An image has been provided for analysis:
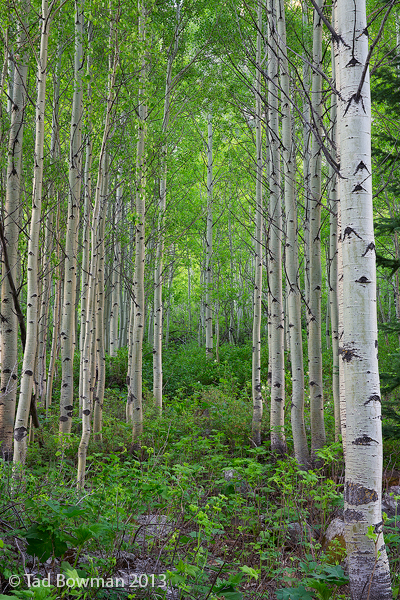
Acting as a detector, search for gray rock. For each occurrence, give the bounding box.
[321,518,346,562]
[223,469,252,496]
[135,515,174,542]
[285,522,314,547]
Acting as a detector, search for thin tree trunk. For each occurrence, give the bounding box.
[60,0,84,434]
[268,0,286,455]
[329,39,340,441]
[128,0,148,441]
[251,0,263,448]
[13,0,50,465]
[205,113,213,360]
[109,172,122,357]
[93,155,108,441]
[77,17,119,487]
[308,0,326,457]
[0,10,28,460]
[153,10,179,410]
[278,0,309,467]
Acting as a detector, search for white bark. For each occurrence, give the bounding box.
[268,0,286,454]
[205,113,213,360]
[128,0,148,441]
[251,0,263,447]
[13,0,49,465]
[77,23,119,486]
[0,11,28,460]
[60,0,84,434]
[278,0,309,467]
[153,10,179,410]
[109,172,122,357]
[308,0,326,456]
[337,0,392,593]
[329,36,340,441]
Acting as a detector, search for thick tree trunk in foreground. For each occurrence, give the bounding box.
[337,0,392,593]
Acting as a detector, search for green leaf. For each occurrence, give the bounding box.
[276,586,314,600]
[240,565,259,580]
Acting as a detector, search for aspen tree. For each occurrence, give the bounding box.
[37,211,52,406]
[109,172,122,357]
[205,113,213,360]
[78,26,94,414]
[328,32,340,441]
[251,0,263,447]
[153,6,180,410]
[278,0,309,466]
[93,154,108,440]
[13,0,50,465]
[45,46,62,414]
[79,133,93,410]
[308,0,326,456]
[128,0,148,439]
[336,0,392,592]
[268,0,286,454]
[303,4,311,309]
[0,10,28,460]
[46,205,62,414]
[77,16,119,487]
[59,0,84,434]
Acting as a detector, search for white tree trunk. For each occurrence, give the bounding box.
[251,0,263,447]
[77,22,119,486]
[336,0,392,593]
[308,0,326,457]
[268,0,286,454]
[0,12,28,460]
[59,0,84,434]
[109,172,122,357]
[278,0,309,467]
[13,0,49,465]
[329,33,341,442]
[205,114,213,359]
[129,0,148,441]
[153,11,179,410]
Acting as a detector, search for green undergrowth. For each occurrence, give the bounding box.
[1,341,400,599]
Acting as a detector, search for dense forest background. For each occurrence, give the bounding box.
[1,0,400,598]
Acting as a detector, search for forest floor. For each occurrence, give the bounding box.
[1,341,400,600]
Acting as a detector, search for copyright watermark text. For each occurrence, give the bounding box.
[9,573,167,589]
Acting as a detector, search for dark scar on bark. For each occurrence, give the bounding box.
[343,227,362,240]
[352,435,378,446]
[346,56,361,67]
[14,426,27,442]
[356,276,371,284]
[362,242,375,256]
[354,161,369,174]
[364,394,381,405]
[344,509,364,522]
[344,482,378,505]
[339,347,359,362]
